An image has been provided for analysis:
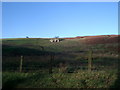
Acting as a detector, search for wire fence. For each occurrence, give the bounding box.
[2,51,118,73]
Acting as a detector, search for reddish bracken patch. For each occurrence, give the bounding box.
[64,38,75,39]
[64,35,120,45]
[82,35,119,45]
[85,35,119,44]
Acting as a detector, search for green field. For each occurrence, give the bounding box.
[2,37,119,88]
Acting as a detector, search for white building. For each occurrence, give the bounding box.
[50,39,60,42]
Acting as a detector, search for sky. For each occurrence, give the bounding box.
[2,2,118,38]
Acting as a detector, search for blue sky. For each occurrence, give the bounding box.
[2,2,118,38]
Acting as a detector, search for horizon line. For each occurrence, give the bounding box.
[1,34,119,39]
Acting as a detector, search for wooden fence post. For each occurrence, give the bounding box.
[88,50,92,71]
[49,54,54,74]
[20,55,23,72]
[41,46,44,51]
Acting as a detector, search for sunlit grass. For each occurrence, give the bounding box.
[3,70,117,88]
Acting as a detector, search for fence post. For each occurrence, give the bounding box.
[49,54,54,74]
[41,46,44,51]
[88,50,92,71]
[20,55,23,72]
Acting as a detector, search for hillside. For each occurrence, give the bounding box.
[2,35,119,88]
[2,35,119,56]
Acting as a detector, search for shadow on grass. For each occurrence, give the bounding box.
[2,76,25,89]
[2,45,54,56]
[2,72,47,89]
[110,58,120,89]
[111,73,120,88]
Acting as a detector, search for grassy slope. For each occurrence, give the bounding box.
[2,35,119,88]
[2,36,118,54]
[2,38,85,52]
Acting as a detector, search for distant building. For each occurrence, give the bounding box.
[50,39,60,42]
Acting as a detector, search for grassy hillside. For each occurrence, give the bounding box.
[2,35,119,54]
[2,35,119,88]
[2,38,86,53]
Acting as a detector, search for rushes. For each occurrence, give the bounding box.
[59,63,68,73]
